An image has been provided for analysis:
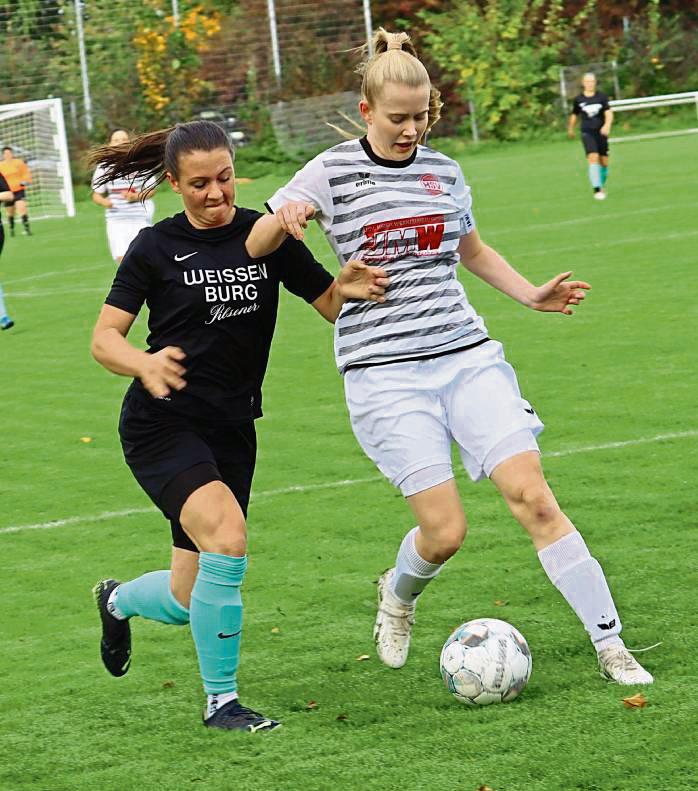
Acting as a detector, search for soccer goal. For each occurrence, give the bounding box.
[608,91,698,143]
[0,98,75,219]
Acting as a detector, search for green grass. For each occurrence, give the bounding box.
[1,135,697,791]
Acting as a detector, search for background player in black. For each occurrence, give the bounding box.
[0,173,15,330]
[89,121,389,732]
[568,73,614,200]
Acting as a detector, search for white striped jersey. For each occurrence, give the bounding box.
[267,137,489,373]
[91,165,156,223]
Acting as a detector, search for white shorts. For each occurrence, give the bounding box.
[343,340,544,496]
[106,212,152,261]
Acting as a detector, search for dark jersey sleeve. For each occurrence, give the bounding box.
[0,173,9,193]
[572,96,582,116]
[104,229,153,315]
[272,237,335,303]
[599,93,610,112]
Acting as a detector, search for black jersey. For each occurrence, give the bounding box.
[105,207,334,423]
[572,92,610,132]
[0,173,8,213]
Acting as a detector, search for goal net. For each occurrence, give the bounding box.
[0,98,75,220]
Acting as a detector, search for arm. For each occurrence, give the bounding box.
[458,230,590,315]
[601,108,613,137]
[91,304,187,398]
[245,205,316,258]
[92,191,113,209]
[311,261,390,323]
[567,113,577,138]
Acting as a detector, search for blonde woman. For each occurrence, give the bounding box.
[267,29,652,686]
[91,128,157,263]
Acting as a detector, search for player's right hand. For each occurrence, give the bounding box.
[275,201,316,241]
[138,346,187,398]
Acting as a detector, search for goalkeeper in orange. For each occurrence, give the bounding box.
[0,146,33,236]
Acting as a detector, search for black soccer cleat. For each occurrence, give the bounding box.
[1,317,14,331]
[203,699,281,733]
[93,579,131,677]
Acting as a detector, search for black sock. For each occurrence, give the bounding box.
[21,215,30,231]
[8,216,14,230]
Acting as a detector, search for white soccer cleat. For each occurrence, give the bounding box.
[598,644,654,685]
[594,190,607,200]
[374,568,416,668]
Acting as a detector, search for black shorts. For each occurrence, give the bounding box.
[3,189,25,206]
[118,393,257,552]
[581,131,609,157]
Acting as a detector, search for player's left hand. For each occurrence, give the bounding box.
[531,271,590,315]
[275,201,316,241]
[338,260,390,303]
[600,126,610,137]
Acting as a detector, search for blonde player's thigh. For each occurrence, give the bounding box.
[442,341,543,481]
[344,361,452,489]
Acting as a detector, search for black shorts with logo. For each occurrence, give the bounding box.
[581,131,609,157]
[118,392,256,552]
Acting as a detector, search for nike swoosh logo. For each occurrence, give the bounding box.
[174,252,198,262]
[217,630,241,639]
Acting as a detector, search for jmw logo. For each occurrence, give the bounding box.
[363,214,444,259]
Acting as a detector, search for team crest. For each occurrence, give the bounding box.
[420,173,442,195]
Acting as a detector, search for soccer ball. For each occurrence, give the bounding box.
[439,618,532,705]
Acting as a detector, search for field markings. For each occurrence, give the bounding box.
[2,429,696,536]
[4,263,107,286]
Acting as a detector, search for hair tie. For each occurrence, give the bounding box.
[387,35,405,51]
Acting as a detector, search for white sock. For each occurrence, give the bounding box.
[107,587,128,621]
[391,526,444,605]
[206,691,239,718]
[538,532,624,652]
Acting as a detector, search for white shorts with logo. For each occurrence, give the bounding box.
[106,207,153,261]
[343,341,544,497]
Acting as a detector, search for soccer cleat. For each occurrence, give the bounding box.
[373,568,416,669]
[598,644,654,685]
[1,316,14,330]
[203,699,281,732]
[93,579,131,677]
[593,190,607,200]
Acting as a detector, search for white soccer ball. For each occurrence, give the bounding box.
[439,618,532,705]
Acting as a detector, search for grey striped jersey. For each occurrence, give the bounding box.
[91,165,155,222]
[267,138,488,373]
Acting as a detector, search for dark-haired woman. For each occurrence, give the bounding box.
[90,120,389,732]
[91,128,157,263]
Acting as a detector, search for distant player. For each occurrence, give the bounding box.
[0,146,33,235]
[91,128,156,263]
[0,171,16,329]
[568,73,613,200]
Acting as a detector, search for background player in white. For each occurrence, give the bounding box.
[0,172,16,329]
[568,73,613,200]
[91,128,157,263]
[267,29,653,686]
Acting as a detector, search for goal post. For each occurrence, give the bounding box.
[0,98,75,219]
[609,91,698,143]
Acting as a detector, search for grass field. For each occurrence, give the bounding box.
[1,135,697,791]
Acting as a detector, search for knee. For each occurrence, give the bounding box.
[588,154,600,165]
[182,505,247,556]
[512,484,561,529]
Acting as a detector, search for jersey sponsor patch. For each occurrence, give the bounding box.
[419,173,443,195]
[363,214,445,260]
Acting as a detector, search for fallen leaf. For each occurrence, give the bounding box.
[494,600,508,606]
[305,700,318,710]
[336,713,348,721]
[356,654,370,661]
[271,626,280,634]
[162,680,175,688]
[478,786,496,791]
[623,692,647,708]
[80,437,93,443]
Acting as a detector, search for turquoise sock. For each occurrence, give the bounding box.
[190,552,247,695]
[0,284,7,318]
[114,570,189,625]
[601,165,609,186]
[588,163,602,189]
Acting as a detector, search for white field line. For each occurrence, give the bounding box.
[4,263,107,286]
[514,228,698,260]
[1,430,696,537]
